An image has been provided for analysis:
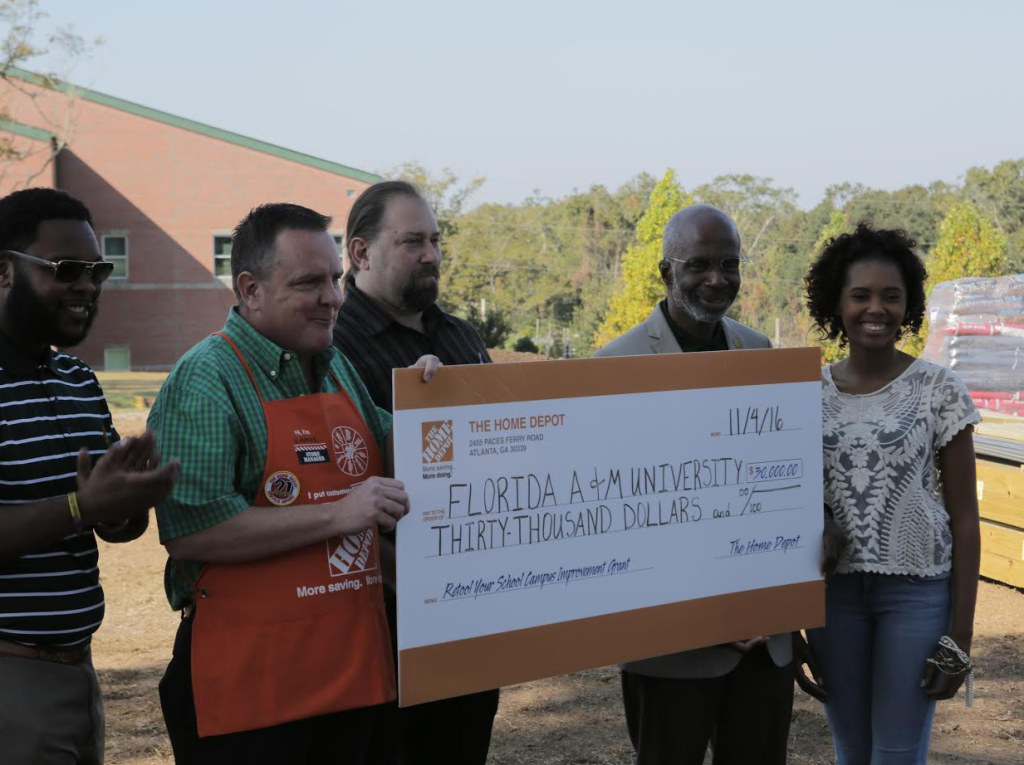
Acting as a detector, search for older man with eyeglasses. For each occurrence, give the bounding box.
[596,204,795,765]
[0,187,178,764]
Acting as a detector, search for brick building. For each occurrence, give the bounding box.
[0,67,378,370]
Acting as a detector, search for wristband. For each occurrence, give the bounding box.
[67,491,83,531]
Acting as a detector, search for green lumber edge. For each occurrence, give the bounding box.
[2,67,380,184]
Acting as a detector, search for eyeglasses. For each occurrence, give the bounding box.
[4,250,114,285]
[664,256,746,275]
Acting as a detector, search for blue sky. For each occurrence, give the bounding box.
[28,0,1024,208]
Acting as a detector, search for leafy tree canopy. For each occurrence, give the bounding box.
[593,169,691,348]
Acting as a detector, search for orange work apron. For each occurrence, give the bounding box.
[190,333,394,737]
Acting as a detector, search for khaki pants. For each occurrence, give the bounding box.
[0,651,104,764]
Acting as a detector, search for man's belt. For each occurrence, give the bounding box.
[0,636,90,664]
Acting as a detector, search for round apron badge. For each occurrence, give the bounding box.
[331,426,369,477]
[264,470,301,506]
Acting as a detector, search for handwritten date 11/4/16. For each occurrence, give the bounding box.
[728,405,784,436]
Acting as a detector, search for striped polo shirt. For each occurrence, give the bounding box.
[0,331,117,647]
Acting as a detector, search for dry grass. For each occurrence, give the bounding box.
[96,372,168,412]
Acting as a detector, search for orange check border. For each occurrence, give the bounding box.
[400,581,823,706]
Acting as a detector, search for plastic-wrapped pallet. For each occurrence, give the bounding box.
[922,275,1024,415]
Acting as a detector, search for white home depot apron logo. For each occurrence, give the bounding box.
[326,529,374,577]
[331,426,369,476]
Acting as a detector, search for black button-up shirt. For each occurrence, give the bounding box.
[333,283,491,413]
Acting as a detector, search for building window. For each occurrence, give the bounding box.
[212,234,341,277]
[214,235,232,278]
[102,235,128,279]
[104,345,131,372]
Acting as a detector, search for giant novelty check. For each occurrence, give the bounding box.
[393,347,824,706]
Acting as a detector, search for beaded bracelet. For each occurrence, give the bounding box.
[925,635,974,707]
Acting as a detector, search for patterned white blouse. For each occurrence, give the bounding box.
[822,358,980,576]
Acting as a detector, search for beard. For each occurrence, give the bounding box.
[400,266,440,313]
[3,273,97,350]
[669,284,737,325]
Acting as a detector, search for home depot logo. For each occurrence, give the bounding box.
[422,420,454,463]
[326,529,375,577]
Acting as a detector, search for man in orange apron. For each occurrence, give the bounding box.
[149,203,438,763]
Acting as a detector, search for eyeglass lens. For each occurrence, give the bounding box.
[53,260,115,285]
[684,258,742,274]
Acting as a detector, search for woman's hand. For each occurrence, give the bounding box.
[822,509,847,578]
[921,634,972,700]
[793,632,827,702]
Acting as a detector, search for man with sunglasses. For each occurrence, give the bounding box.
[0,187,179,764]
[596,205,794,765]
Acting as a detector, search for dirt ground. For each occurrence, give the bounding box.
[95,413,1024,764]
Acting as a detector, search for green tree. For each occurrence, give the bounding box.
[803,210,851,363]
[692,174,797,259]
[964,159,1024,270]
[927,201,1009,285]
[382,161,485,238]
[441,195,576,342]
[841,185,945,252]
[440,175,653,356]
[903,201,1009,356]
[691,175,804,343]
[512,336,539,354]
[563,174,655,352]
[463,303,511,348]
[811,210,850,259]
[593,169,691,348]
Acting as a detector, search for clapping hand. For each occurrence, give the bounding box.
[76,430,179,528]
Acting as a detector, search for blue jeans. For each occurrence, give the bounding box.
[807,572,951,765]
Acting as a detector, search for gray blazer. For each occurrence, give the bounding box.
[595,307,771,358]
[595,306,791,679]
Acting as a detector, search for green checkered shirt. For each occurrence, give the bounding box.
[149,308,392,610]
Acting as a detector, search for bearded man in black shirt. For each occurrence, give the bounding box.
[333,181,496,765]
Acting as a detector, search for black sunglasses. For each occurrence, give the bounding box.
[4,249,115,285]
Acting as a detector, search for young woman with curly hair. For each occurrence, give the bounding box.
[798,223,980,765]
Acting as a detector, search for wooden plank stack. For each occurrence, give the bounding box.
[974,418,1024,589]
